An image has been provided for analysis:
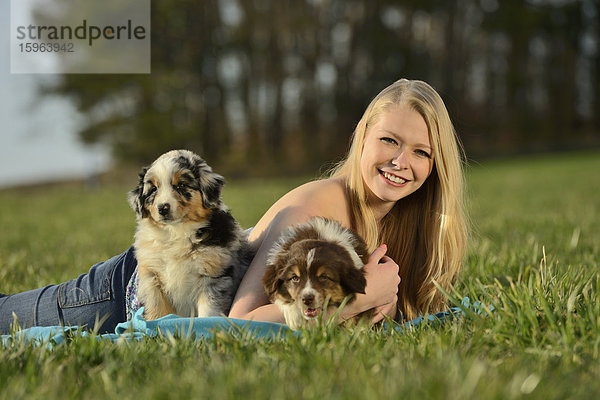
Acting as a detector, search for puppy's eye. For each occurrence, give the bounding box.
[147,185,157,195]
[176,183,187,191]
[318,275,332,282]
[289,275,300,283]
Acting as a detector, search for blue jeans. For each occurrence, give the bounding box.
[0,247,137,334]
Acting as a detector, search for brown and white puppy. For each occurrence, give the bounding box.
[128,149,251,320]
[262,217,369,330]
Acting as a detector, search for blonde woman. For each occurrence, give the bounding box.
[229,78,468,322]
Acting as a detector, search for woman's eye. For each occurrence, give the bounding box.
[380,137,397,145]
[416,149,432,159]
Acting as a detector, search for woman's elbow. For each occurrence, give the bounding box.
[228,297,258,320]
[228,305,249,319]
[229,299,285,323]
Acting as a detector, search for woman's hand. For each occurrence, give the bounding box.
[339,244,400,323]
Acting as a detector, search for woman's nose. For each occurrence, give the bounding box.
[391,150,409,169]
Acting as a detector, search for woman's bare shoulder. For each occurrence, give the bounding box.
[289,177,346,203]
[272,177,348,221]
[249,177,349,242]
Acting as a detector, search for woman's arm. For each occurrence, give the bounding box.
[229,206,315,322]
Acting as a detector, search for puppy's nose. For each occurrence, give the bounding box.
[302,294,315,306]
[158,203,171,216]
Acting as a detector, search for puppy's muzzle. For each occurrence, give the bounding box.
[302,293,315,307]
[158,203,171,217]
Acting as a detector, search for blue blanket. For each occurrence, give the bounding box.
[2,300,477,347]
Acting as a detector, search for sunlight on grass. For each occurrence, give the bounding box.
[1,151,599,399]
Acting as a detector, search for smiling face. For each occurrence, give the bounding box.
[359,105,434,216]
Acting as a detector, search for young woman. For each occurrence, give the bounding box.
[229,78,468,323]
[0,79,467,333]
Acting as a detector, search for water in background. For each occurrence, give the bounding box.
[1,1,110,189]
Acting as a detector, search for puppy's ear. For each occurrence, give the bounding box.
[262,264,281,300]
[351,236,370,265]
[189,155,225,209]
[201,172,225,209]
[262,262,293,302]
[340,266,367,295]
[128,167,149,218]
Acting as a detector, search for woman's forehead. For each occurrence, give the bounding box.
[368,105,431,144]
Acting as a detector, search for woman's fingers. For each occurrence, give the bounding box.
[368,244,388,264]
[369,295,398,323]
[345,244,401,322]
[361,245,400,308]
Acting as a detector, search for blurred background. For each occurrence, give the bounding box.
[1,0,599,187]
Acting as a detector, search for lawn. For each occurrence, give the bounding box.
[0,151,599,399]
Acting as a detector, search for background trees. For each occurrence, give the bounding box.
[45,0,600,175]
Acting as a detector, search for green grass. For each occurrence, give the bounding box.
[1,151,599,399]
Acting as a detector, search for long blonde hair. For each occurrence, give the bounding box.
[329,79,468,320]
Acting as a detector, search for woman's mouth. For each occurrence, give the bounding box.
[379,169,408,186]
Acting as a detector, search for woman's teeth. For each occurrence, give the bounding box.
[382,171,406,184]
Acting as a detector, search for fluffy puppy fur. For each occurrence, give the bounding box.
[128,149,250,320]
[262,217,369,330]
